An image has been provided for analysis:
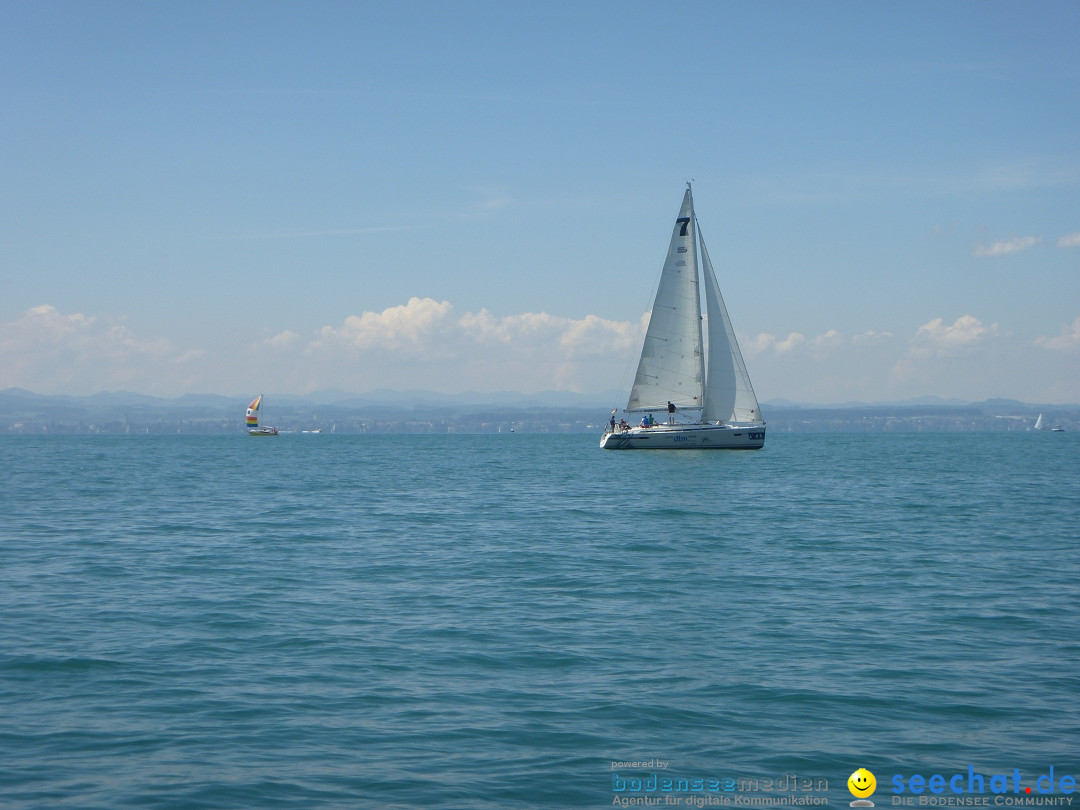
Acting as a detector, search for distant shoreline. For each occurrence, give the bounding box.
[1,389,1075,435]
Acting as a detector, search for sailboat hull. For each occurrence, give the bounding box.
[600,423,765,450]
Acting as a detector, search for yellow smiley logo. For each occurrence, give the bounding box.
[848,768,877,798]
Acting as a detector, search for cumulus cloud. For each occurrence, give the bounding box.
[1035,315,1080,351]
[299,297,642,392]
[267,330,300,348]
[887,314,1005,391]
[0,305,201,395]
[972,236,1041,257]
[313,297,456,355]
[745,329,874,356]
[811,330,844,351]
[459,309,638,358]
[1057,232,1080,248]
[851,329,894,345]
[1,304,95,349]
[912,314,999,353]
[12,301,1068,403]
[311,297,640,360]
[745,332,806,355]
[0,299,648,397]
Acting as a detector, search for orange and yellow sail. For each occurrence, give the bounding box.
[246,395,262,427]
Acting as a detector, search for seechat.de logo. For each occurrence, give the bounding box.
[849,768,877,807]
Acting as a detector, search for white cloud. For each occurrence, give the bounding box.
[851,329,894,345]
[298,298,642,393]
[313,297,456,355]
[912,314,999,353]
[1035,316,1080,351]
[458,309,638,358]
[311,298,640,360]
[0,305,200,395]
[811,330,844,351]
[886,314,1007,393]
[0,299,645,397]
[267,330,300,348]
[744,329,875,356]
[735,318,1074,405]
[972,236,1041,257]
[6,303,1074,403]
[1057,232,1080,248]
[745,332,806,355]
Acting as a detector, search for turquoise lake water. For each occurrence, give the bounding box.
[2,432,1078,808]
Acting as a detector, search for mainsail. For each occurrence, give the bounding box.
[626,188,705,412]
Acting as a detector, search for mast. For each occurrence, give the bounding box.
[689,184,707,419]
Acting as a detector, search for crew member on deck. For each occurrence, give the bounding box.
[667,401,676,425]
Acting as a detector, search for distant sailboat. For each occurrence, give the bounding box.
[1034,414,1065,432]
[246,395,279,436]
[601,184,765,450]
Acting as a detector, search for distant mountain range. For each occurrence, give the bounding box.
[0,388,1076,435]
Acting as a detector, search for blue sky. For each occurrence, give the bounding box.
[2,1,1078,403]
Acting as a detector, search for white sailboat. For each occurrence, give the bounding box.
[1034,414,1065,432]
[601,184,765,450]
[246,395,279,436]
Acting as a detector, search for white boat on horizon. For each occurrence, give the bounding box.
[601,184,765,450]
[246,395,279,436]
[1034,414,1065,432]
